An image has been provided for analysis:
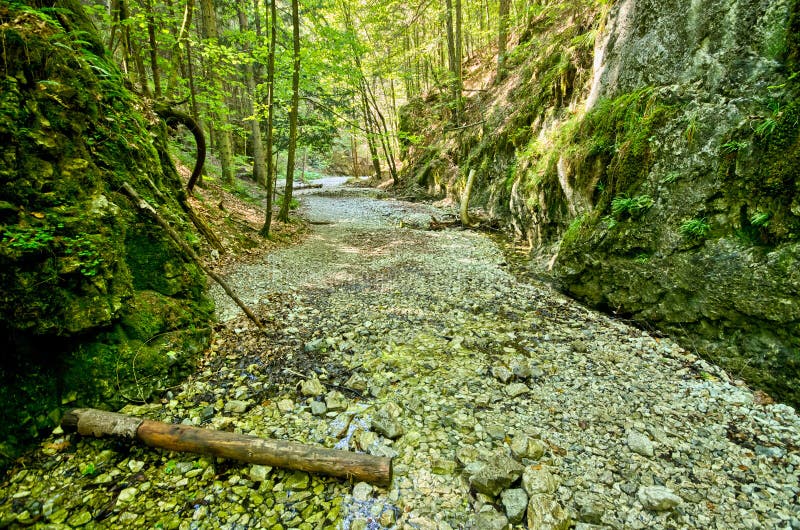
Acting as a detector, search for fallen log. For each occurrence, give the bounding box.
[62,408,392,486]
[293,182,323,190]
[121,182,264,329]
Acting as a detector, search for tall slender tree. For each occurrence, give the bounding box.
[237,0,268,187]
[278,0,301,222]
[497,0,510,82]
[199,0,235,184]
[143,0,162,98]
[260,0,278,235]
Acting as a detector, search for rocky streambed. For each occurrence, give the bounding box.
[1,185,799,529]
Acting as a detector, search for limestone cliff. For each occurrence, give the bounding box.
[0,1,212,465]
[400,0,800,404]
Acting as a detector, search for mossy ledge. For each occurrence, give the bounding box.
[0,1,213,468]
[399,0,800,405]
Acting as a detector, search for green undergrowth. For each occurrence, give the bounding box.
[717,78,800,246]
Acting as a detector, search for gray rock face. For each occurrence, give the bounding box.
[553,0,800,405]
[468,454,525,497]
[398,0,800,405]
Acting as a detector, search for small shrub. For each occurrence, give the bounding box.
[610,194,654,218]
[679,218,711,240]
[721,140,748,153]
[750,211,771,228]
[660,172,680,184]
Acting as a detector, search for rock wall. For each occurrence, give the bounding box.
[0,1,212,466]
[399,0,800,404]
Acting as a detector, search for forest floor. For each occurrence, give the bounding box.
[1,183,799,529]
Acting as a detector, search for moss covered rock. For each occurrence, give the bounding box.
[0,1,212,467]
[399,0,800,405]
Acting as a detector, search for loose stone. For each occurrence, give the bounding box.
[469,453,525,497]
[627,430,655,457]
[300,377,325,397]
[224,400,248,413]
[352,482,373,501]
[501,488,529,524]
[638,486,682,511]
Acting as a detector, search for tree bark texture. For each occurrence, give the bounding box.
[199,0,235,184]
[62,409,392,486]
[278,0,301,222]
[237,1,268,187]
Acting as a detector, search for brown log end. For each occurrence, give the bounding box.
[60,408,82,432]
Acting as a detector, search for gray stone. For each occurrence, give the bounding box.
[638,486,682,511]
[325,390,349,411]
[571,340,588,353]
[574,494,605,524]
[117,487,138,504]
[277,399,294,412]
[470,509,509,530]
[510,434,544,460]
[492,364,513,383]
[310,400,327,416]
[522,465,558,496]
[627,430,655,457]
[527,494,571,530]
[304,338,324,352]
[432,458,457,475]
[371,402,404,439]
[352,481,373,501]
[249,464,271,482]
[300,377,325,397]
[510,357,532,379]
[224,400,248,413]
[284,471,310,490]
[469,453,524,497]
[344,373,369,392]
[501,488,529,524]
[505,382,529,397]
[456,446,483,466]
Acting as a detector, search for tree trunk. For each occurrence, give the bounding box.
[237,1,268,187]
[497,0,510,82]
[278,0,300,222]
[460,169,478,227]
[260,0,277,236]
[361,89,382,180]
[199,0,234,185]
[62,408,392,486]
[143,0,162,98]
[445,0,458,123]
[350,127,359,177]
[363,81,397,183]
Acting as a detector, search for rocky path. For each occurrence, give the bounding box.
[2,186,799,529]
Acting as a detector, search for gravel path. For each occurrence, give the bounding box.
[2,187,799,529]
